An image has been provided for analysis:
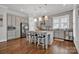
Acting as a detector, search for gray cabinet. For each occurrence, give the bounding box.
[15,16,20,38]
[54,29,64,39]
[7,14,16,40]
[54,29,73,40]
[64,30,73,40]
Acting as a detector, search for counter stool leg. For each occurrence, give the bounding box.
[42,44,44,49]
[37,39,40,47]
[45,44,48,49]
[34,37,36,45]
[45,37,48,49]
[29,36,31,44]
[42,39,45,49]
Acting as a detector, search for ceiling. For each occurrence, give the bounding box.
[0,4,76,17]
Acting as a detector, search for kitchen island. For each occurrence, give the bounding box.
[26,29,53,49]
[35,29,54,45]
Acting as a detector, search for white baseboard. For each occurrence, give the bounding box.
[0,39,7,42]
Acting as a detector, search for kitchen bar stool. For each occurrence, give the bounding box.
[30,31,35,43]
[26,31,48,49]
[26,31,32,44]
[37,32,48,49]
[27,31,37,44]
[34,32,38,45]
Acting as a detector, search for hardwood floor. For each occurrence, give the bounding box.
[0,38,78,54]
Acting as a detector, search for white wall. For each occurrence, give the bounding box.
[74,16,79,53]
[73,5,79,53]
[0,7,7,42]
[75,16,79,53]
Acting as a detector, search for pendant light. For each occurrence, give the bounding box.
[34,18,37,22]
[45,16,48,20]
[39,17,42,21]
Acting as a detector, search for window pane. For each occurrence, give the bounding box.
[53,24,59,29]
[61,17,68,23]
[53,17,59,23]
[60,15,69,29]
[61,23,68,29]
[53,15,69,29]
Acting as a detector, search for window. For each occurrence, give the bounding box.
[53,15,69,29]
[53,17,59,29]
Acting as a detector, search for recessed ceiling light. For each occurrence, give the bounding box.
[44,4,47,6]
[20,8,24,12]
